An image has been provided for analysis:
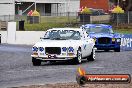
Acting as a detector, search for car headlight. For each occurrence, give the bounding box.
[39,47,44,52]
[116,38,121,42]
[68,47,74,52]
[32,46,38,52]
[62,47,67,52]
[93,38,96,42]
[112,38,116,42]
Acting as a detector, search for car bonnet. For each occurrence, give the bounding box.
[34,40,82,48]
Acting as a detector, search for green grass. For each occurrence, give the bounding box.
[24,23,66,31]
[114,28,132,34]
[24,23,132,34]
[40,16,77,23]
[16,16,132,33]
[16,16,78,23]
[17,16,78,31]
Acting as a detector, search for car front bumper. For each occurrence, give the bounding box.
[95,44,120,50]
[31,54,76,61]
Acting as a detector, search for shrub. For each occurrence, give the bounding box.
[81,7,92,14]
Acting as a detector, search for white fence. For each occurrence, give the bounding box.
[0,31,45,45]
[1,31,132,51]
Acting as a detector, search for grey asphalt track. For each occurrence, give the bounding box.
[0,44,132,88]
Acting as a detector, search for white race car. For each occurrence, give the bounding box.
[31,28,95,66]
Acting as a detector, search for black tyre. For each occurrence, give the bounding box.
[114,47,120,52]
[32,57,41,66]
[87,48,95,61]
[74,49,82,64]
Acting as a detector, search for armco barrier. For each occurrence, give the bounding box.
[121,34,132,51]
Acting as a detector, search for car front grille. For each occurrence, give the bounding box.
[45,47,61,55]
[98,37,111,44]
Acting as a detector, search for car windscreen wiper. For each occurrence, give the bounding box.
[40,37,50,39]
[51,38,66,40]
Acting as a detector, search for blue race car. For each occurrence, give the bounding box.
[81,24,121,52]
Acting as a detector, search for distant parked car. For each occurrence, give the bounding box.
[81,24,121,52]
[31,28,95,66]
[89,8,108,16]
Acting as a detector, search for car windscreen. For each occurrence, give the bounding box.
[44,30,81,40]
[86,27,113,33]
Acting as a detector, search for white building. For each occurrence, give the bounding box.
[15,0,80,16]
[0,0,80,16]
[0,0,15,21]
[0,0,15,16]
[0,0,80,21]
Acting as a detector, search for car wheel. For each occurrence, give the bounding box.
[74,49,82,64]
[114,47,120,52]
[87,48,95,61]
[32,57,41,66]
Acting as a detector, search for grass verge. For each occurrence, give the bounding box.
[24,23,66,31]
[114,28,132,34]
